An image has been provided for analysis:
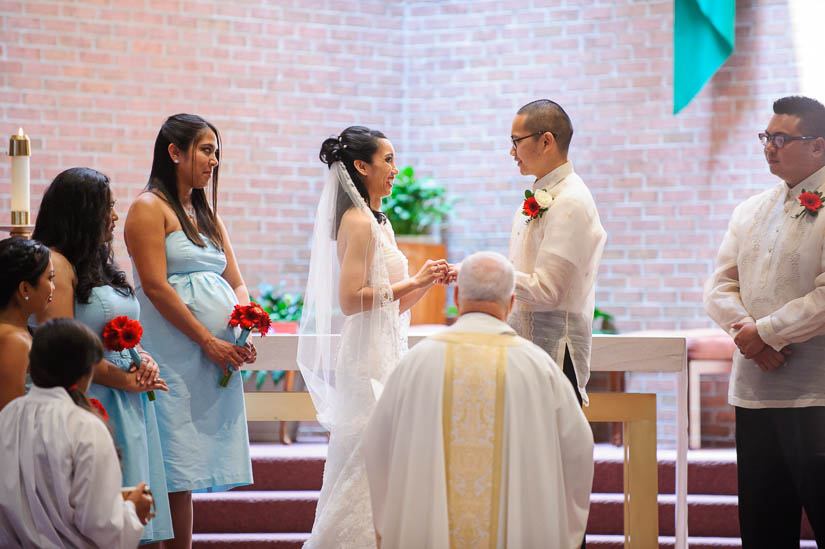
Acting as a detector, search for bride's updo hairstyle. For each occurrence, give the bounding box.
[319,126,388,232]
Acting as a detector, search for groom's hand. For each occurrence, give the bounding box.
[751,346,791,371]
[732,322,765,358]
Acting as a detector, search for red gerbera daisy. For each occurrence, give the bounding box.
[794,189,825,218]
[800,192,822,212]
[522,196,541,217]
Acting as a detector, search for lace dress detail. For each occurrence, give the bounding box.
[304,220,410,549]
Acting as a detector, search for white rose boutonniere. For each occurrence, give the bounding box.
[534,189,553,208]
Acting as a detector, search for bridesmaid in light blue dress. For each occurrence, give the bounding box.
[125,114,256,549]
[76,287,174,545]
[32,167,174,546]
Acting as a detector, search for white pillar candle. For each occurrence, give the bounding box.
[9,127,31,224]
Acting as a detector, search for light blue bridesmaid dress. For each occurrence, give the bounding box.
[75,285,174,545]
[134,231,253,493]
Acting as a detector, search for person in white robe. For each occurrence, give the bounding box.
[507,99,606,406]
[0,318,150,549]
[363,251,594,549]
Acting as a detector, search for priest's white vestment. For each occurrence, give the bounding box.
[362,312,594,549]
[0,386,144,549]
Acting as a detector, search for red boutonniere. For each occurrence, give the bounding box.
[220,303,272,387]
[795,189,824,218]
[521,189,553,224]
[88,398,109,421]
[102,316,154,401]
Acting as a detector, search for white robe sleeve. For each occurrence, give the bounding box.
[514,195,598,308]
[703,204,755,336]
[69,415,144,549]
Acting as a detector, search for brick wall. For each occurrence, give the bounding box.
[1,0,804,446]
[0,0,406,287]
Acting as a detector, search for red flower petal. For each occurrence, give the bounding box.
[522,196,541,217]
[800,192,822,212]
[88,398,109,421]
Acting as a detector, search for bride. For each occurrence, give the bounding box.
[298,126,452,547]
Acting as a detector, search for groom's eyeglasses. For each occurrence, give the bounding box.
[511,131,553,151]
[758,131,818,149]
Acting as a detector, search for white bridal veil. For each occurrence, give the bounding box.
[297,161,406,435]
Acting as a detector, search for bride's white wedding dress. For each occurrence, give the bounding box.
[302,216,410,548]
[298,159,415,547]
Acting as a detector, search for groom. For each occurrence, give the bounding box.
[507,99,606,407]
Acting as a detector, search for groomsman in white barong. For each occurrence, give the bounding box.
[704,96,825,547]
[507,99,606,406]
[362,251,594,549]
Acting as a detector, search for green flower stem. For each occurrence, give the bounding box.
[128,347,155,401]
[219,329,251,387]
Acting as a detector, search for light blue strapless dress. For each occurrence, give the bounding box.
[75,286,174,545]
[134,231,252,493]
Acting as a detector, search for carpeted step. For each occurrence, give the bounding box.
[193,491,317,534]
[192,532,308,548]
[590,446,738,495]
[585,535,818,548]
[587,494,740,537]
[587,493,815,540]
[235,443,326,491]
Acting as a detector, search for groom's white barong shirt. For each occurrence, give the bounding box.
[508,161,606,404]
[0,386,144,548]
[704,166,825,408]
[362,312,594,549]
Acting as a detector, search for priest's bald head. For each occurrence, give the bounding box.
[454,251,516,321]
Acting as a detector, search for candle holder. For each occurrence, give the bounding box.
[4,128,33,238]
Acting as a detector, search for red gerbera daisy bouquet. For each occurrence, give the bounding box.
[220,303,272,387]
[103,316,154,401]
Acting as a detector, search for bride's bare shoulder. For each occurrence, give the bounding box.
[339,207,372,238]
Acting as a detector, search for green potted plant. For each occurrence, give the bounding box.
[245,283,305,444]
[383,166,456,325]
[242,283,303,390]
[255,282,303,334]
[382,166,456,239]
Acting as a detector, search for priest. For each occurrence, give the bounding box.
[362,251,594,549]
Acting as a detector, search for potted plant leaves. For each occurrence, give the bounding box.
[382,166,456,324]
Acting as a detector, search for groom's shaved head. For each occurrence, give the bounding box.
[517,99,573,154]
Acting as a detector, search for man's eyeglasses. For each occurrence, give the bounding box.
[511,131,553,150]
[758,131,819,149]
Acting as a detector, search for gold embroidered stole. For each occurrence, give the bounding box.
[433,331,524,549]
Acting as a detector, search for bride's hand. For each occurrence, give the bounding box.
[201,336,250,375]
[436,264,459,285]
[413,259,448,288]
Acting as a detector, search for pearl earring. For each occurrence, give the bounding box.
[24,296,29,301]
[173,159,179,164]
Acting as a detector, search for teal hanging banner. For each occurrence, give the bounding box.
[673,0,735,114]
